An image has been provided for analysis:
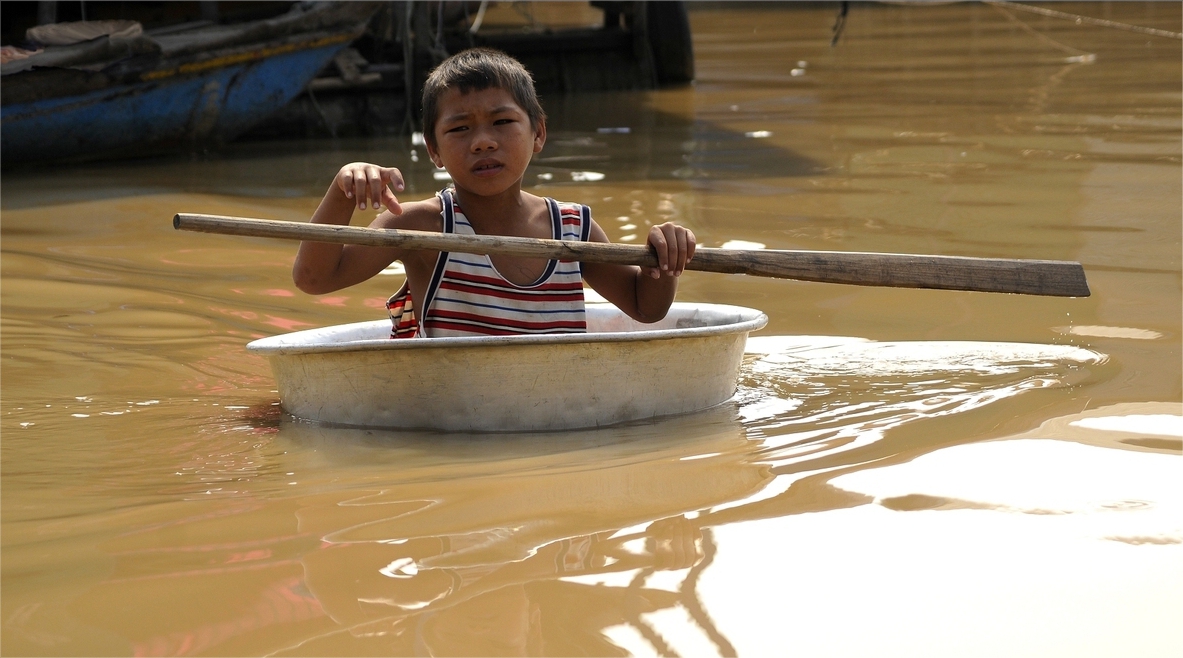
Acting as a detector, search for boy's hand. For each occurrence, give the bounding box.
[335,162,405,214]
[644,222,696,278]
[645,516,703,570]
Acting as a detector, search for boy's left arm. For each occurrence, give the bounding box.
[582,220,695,323]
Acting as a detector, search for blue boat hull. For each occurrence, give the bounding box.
[2,40,348,165]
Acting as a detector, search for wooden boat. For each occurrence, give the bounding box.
[247,302,768,432]
[0,2,378,165]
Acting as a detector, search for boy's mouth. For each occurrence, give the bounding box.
[472,160,504,176]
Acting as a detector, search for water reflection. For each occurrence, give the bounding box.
[62,408,766,656]
[50,332,1117,656]
[279,410,758,656]
[294,513,716,656]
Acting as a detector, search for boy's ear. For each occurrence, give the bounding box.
[533,119,547,153]
[425,140,443,168]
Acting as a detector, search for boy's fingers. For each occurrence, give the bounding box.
[660,226,674,274]
[382,188,402,214]
[380,167,404,212]
[383,167,406,193]
[366,168,385,209]
[352,172,368,210]
[644,224,703,277]
[338,163,404,209]
[674,229,689,275]
[661,224,679,274]
[361,169,376,208]
[650,228,669,272]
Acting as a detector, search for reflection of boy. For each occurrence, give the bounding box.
[419,585,542,656]
[293,48,696,337]
[301,516,705,656]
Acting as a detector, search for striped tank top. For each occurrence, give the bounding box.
[386,189,591,338]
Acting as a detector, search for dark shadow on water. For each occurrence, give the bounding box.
[540,91,824,184]
[272,400,754,474]
[1,91,823,210]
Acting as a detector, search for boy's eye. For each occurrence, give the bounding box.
[445,125,468,133]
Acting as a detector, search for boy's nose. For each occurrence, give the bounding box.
[470,128,497,152]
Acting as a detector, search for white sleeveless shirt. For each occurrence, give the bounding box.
[386,189,591,338]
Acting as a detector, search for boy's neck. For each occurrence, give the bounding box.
[451,183,540,231]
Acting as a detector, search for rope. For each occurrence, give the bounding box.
[986,1,1183,40]
[305,88,337,139]
[401,1,416,135]
[469,0,489,34]
[989,2,1096,62]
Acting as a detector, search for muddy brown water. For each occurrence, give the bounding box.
[2,3,1180,656]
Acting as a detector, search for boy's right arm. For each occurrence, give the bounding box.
[292,163,412,294]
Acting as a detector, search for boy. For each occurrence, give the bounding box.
[293,48,695,337]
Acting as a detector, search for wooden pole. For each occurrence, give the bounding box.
[173,213,1090,297]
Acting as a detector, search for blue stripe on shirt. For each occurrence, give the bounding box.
[449,256,494,269]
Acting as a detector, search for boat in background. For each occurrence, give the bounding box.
[0,2,378,166]
[248,302,768,432]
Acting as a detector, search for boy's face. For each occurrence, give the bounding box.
[427,86,545,197]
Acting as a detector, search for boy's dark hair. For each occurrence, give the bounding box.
[421,48,546,148]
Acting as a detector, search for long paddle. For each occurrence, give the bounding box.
[173,213,1090,297]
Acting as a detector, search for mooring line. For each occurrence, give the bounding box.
[989,2,1096,62]
[986,1,1183,40]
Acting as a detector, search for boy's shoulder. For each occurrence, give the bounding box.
[517,191,592,219]
[374,196,443,232]
[524,191,583,211]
